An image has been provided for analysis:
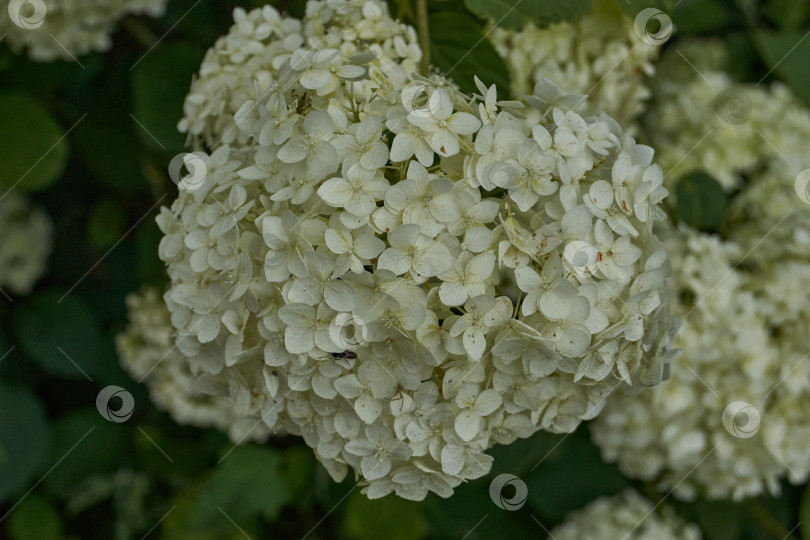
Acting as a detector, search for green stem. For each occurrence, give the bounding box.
[746,499,799,540]
[122,17,157,48]
[415,0,430,77]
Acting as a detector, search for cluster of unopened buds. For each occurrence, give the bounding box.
[154,0,676,500]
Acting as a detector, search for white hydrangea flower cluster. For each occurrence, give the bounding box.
[592,224,810,500]
[0,191,52,296]
[117,286,271,443]
[155,0,676,500]
[488,0,659,123]
[593,40,810,501]
[645,40,810,191]
[0,0,167,62]
[548,489,701,540]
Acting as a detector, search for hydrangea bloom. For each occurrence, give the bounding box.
[645,40,809,191]
[154,0,675,500]
[548,489,701,540]
[488,0,659,123]
[592,42,810,501]
[0,0,167,61]
[117,286,271,443]
[592,224,810,500]
[0,191,52,296]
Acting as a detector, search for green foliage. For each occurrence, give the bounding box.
[692,499,744,540]
[0,386,50,500]
[618,0,675,16]
[756,30,810,106]
[131,42,206,155]
[343,492,427,540]
[0,93,68,192]
[672,0,730,35]
[189,446,290,532]
[43,409,131,497]
[800,484,810,540]
[464,0,592,30]
[428,11,511,96]
[13,291,103,380]
[672,171,728,232]
[88,199,127,250]
[7,494,64,540]
[527,429,628,523]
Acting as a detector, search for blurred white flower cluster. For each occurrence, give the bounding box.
[592,40,810,501]
[548,489,701,540]
[0,0,167,61]
[149,0,676,500]
[0,191,52,296]
[117,286,270,443]
[488,0,659,123]
[646,41,810,191]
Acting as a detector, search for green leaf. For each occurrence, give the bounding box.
[673,171,728,232]
[0,386,50,501]
[619,0,675,16]
[135,220,167,286]
[755,30,810,106]
[693,499,743,540]
[763,0,810,31]
[7,493,63,540]
[87,199,126,250]
[672,0,729,35]
[279,447,317,504]
[343,492,426,540]
[488,430,571,478]
[13,291,103,380]
[43,409,131,497]
[72,92,146,194]
[429,11,510,96]
[191,446,289,531]
[163,480,247,540]
[0,93,68,192]
[425,480,536,538]
[527,432,628,522]
[131,42,206,155]
[799,486,810,540]
[464,0,592,30]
